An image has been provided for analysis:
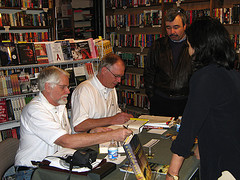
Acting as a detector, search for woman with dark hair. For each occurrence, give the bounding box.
[166,16,240,180]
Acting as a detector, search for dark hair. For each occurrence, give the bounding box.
[186,16,236,71]
[165,7,187,26]
[98,53,125,72]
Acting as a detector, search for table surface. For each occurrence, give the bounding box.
[32,129,200,180]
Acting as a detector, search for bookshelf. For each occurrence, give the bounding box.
[105,0,240,116]
[0,6,55,42]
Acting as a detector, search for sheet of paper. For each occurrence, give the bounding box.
[44,147,102,173]
[148,129,167,135]
[143,139,160,148]
[105,154,126,164]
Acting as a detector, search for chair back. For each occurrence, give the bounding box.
[0,138,19,178]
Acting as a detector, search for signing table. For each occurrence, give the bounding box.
[32,129,200,180]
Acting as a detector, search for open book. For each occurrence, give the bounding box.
[109,118,149,134]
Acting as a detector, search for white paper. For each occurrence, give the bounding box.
[105,154,126,164]
[148,129,167,135]
[44,148,101,173]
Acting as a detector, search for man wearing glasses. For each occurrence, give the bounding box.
[71,53,133,133]
[15,66,132,180]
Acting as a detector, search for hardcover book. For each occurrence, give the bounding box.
[34,42,49,64]
[123,134,152,180]
[0,42,19,66]
[16,43,37,65]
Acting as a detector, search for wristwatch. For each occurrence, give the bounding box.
[167,172,179,180]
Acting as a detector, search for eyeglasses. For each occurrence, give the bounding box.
[56,84,69,90]
[106,67,123,79]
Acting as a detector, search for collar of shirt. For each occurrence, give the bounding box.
[91,75,114,99]
[39,92,66,114]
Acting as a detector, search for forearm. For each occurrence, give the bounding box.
[55,130,123,149]
[167,153,184,179]
[74,117,114,132]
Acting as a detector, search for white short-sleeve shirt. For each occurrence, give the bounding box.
[71,75,121,129]
[15,92,71,167]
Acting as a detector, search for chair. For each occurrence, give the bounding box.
[0,138,19,178]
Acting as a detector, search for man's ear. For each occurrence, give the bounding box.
[101,67,108,75]
[44,83,52,93]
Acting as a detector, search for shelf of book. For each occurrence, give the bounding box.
[0,58,99,70]
[0,120,20,131]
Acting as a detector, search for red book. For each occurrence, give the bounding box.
[11,128,18,139]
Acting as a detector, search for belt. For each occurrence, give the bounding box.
[16,166,36,171]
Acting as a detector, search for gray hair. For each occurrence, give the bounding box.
[38,66,70,91]
[98,53,125,72]
[165,7,187,26]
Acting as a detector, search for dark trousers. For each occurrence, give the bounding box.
[149,94,188,118]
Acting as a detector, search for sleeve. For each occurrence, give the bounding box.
[114,88,122,113]
[71,84,94,127]
[23,106,68,146]
[144,41,157,98]
[170,69,226,157]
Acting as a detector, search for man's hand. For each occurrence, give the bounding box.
[111,112,133,125]
[90,127,113,133]
[112,128,133,142]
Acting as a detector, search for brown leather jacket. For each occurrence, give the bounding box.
[144,36,192,99]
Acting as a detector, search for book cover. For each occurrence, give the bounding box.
[6,99,14,121]
[0,99,8,123]
[0,42,19,66]
[16,43,37,65]
[73,66,87,85]
[18,72,30,94]
[123,134,152,180]
[70,40,92,60]
[55,40,73,61]
[65,68,76,87]
[47,42,64,63]
[34,42,49,64]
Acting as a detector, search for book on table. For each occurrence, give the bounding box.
[139,115,174,129]
[108,118,149,134]
[123,134,152,180]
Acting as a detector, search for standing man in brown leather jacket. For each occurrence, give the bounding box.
[144,7,192,117]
